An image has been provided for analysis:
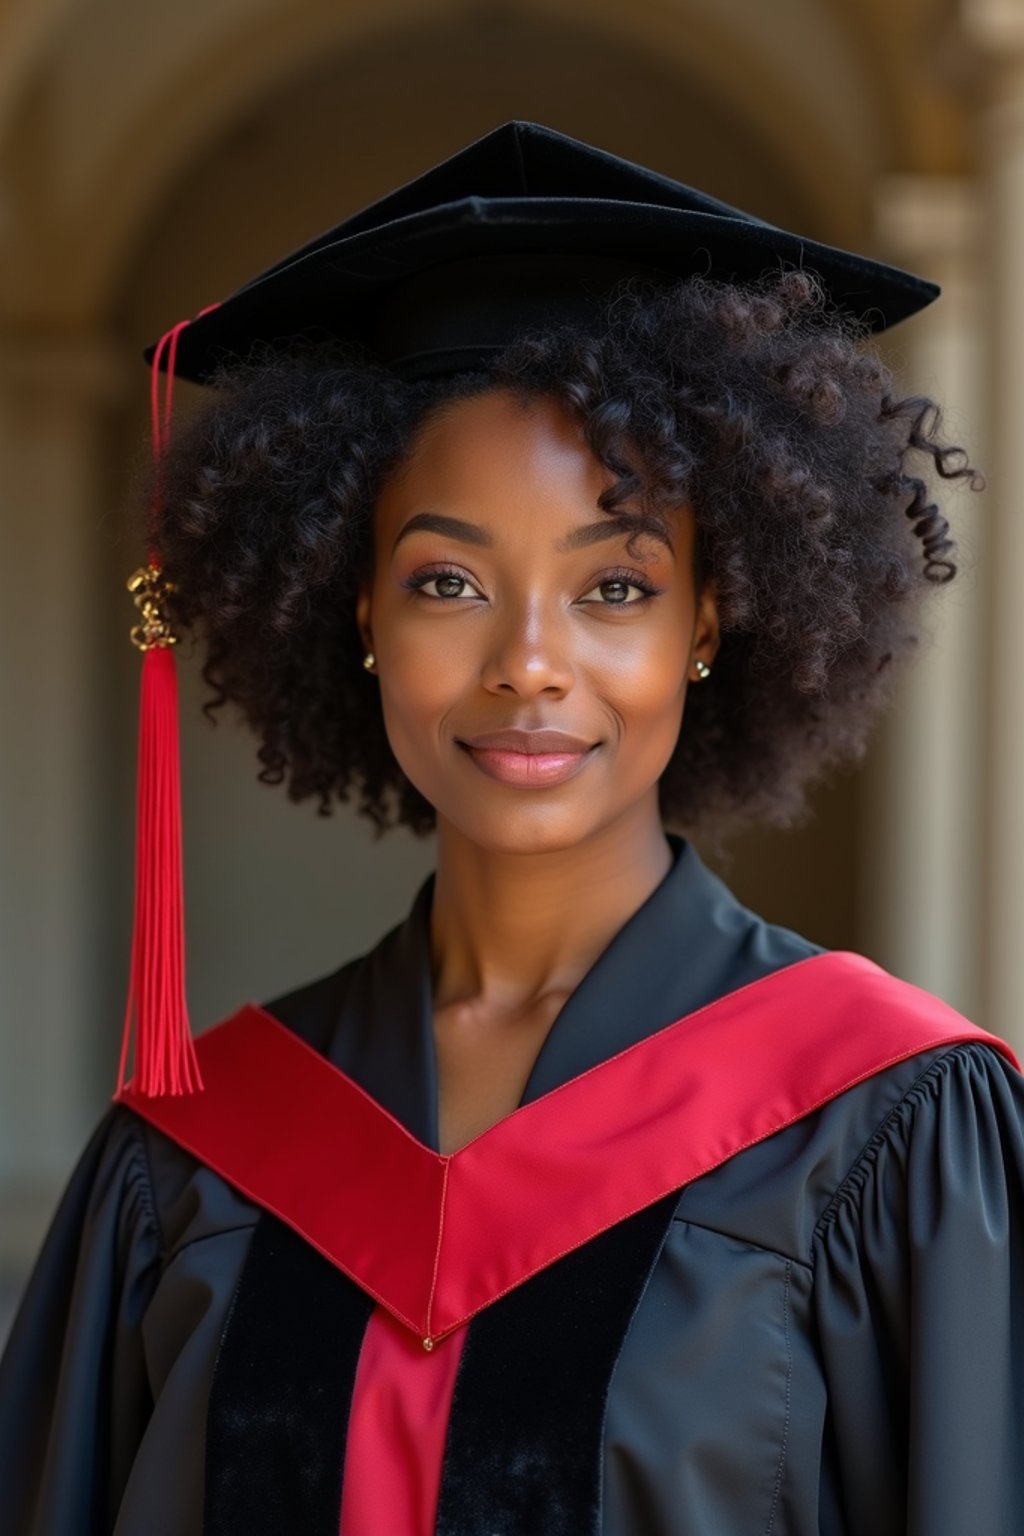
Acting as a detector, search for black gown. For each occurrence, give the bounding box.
[1,832,1023,1534]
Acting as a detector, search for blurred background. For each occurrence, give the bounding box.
[1,0,1022,1329]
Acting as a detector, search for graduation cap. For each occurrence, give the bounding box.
[121,119,940,1098]
[147,118,937,388]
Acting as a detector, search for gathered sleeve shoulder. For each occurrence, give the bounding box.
[0,1105,164,1535]
[811,1039,1024,1536]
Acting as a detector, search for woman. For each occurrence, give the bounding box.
[1,119,1022,1536]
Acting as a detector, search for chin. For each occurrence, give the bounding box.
[438,806,602,857]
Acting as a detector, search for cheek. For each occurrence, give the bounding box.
[381,610,476,708]
[587,623,690,786]
[371,603,474,775]
[587,620,690,715]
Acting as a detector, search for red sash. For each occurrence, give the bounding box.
[115,948,1021,1535]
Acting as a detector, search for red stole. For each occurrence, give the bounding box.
[116,948,1020,1535]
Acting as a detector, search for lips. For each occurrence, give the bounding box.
[456,729,598,788]
[458,728,595,754]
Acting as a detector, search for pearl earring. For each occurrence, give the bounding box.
[694,658,711,680]
[362,652,376,672]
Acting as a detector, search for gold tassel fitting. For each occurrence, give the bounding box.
[128,563,179,652]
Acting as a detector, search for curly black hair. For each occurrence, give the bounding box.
[147,266,980,855]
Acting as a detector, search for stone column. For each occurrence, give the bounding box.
[0,330,125,1271]
[862,177,988,1027]
[960,0,1024,1050]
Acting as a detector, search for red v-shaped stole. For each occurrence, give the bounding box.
[115,947,1019,1343]
[115,948,1021,1536]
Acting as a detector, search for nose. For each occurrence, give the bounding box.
[478,595,575,697]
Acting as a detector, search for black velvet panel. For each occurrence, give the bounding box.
[204,1211,374,1535]
[435,1192,681,1536]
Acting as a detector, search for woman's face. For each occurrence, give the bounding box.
[356,387,719,855]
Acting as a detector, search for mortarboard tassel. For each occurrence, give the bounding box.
[116,306,220,1098]
[117,630,198,1097]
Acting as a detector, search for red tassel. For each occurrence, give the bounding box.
[117,643,202,1096]
[115,303,220,1099]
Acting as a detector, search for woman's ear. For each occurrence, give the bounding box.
[355,580,374,657]
[694,576,721,669]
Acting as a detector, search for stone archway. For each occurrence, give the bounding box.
[0,0,897,330]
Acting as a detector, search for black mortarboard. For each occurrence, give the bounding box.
[121,121,940,1102]
[144,118,938,388]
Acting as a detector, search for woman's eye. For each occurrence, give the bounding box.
[405,568,483,601]
[579,575,658,606]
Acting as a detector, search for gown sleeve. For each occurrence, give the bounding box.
[811,1039,1024,1536]
[0,1105,164,1535]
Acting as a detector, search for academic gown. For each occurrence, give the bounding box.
[2,832,1024,1535]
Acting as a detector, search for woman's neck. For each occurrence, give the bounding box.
[429,808,674,1016]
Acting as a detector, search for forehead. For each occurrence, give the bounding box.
[371,387,694,571]
[375,387,666,540]
[385,388,607,501]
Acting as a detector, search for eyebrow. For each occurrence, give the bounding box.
[391,511,674,556]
